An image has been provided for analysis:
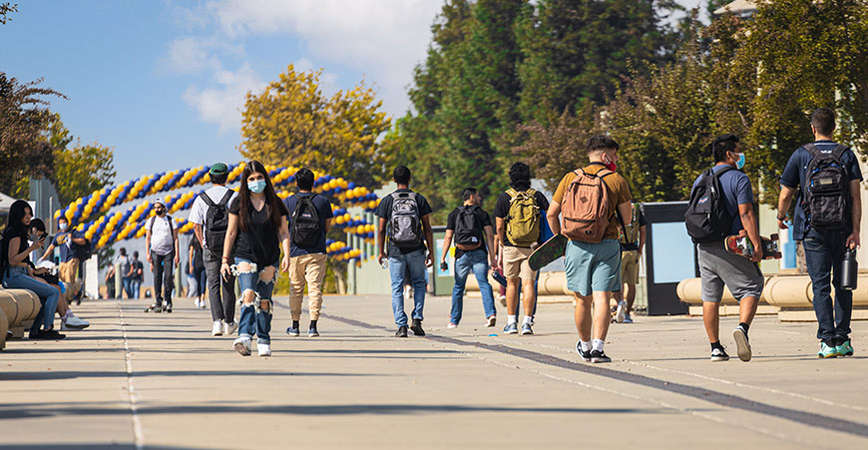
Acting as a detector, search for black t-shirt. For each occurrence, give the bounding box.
[0,227,29,277]
[493,189,550,247]
[131,260,144,281]
[375,188,434,257]
[446,205,492,258]
[228,197,289,266]
[188,237,204,271]
[283,193,334,256]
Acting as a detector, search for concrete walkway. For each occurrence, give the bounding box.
[1,294,867,449]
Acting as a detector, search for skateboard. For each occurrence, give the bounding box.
[528,234,568,271]
[724,233,781,260]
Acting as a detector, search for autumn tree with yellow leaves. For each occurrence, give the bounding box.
[239,65,392,187]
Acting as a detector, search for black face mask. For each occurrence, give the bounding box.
[155,208,166,216]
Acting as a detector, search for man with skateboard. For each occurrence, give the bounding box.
[494,162,549,336]
[777,108,862,358]
[440,188,497,328]
[686,134,763,362]
[614,203,646,324]
[547,135,631,363]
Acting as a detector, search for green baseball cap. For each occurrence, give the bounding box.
[209,163,229,175]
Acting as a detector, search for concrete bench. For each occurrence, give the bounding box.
[0,288,40,350]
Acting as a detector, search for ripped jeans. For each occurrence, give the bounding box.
[233,257,277,345]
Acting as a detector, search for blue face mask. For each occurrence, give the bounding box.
[735,153,746,170]
[248,179,267,193]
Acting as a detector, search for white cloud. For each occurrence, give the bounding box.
[166,37,221,74]
[203,0,441,116]
[182,64,265,132]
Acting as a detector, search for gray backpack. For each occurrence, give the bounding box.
[389,192,422,248]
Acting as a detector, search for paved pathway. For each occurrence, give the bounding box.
[2,295,867,449]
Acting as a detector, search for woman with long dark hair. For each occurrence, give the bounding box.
[220,160,290,356]
[0,200,65,339]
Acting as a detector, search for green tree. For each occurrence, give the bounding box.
[239,65,392,187]
[514,0,682,124]
[0,73,64,197]
[0,2,16,24]
[739,0,868,203]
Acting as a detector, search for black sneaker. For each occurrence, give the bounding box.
[732,326,751,362]
[34,329,66,340]
[165,304,173,313]
[575,341,591,362]
[711,347,730,362]
[145,304,162,313]
[395,326,408,338]
[308,326,319,337]
[410,319,425,336]
[590,350,611,363]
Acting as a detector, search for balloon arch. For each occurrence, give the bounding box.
[55,163,380,263]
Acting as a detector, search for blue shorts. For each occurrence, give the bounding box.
[564,239,621,296]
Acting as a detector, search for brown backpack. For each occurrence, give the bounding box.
[561,168,614,243]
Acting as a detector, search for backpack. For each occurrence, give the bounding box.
[619,203,643,249]
[290,194,322,248]
[561,169,615,243]
[68,232,93,260]
[200,190,233,251]
[389,191,422,248]
[803,143,850,230]
[453,205,483,249]
[505,188,541,247]
[684,167,733,243]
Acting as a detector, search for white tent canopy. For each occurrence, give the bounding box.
[0,192,17,214]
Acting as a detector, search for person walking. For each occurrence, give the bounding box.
[614,203,646,324]
[189,163,238,336]
[188,236,207,308]
[129,251,143,299]
[220,160,290,357]
[685,134,763,362]
[376,166,435,338]
[546,136,632,363]
[145,200,179,313]
[283,168,333,337]
[440,187,497,328]
[494,162,549,336]
[777,108,862,358]
[0,200,64,340]
[114,247,132,299]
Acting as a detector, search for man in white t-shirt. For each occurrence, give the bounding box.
[188,163,238,335]
[145,200,179,313]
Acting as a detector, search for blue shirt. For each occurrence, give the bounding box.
[283,193,333,257]
[780,140,863,240]
[692,164,754,235]
[52,232,71,262]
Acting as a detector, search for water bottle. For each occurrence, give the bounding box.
[841,248,858,291]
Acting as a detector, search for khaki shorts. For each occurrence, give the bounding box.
[620,250,640,285]
[502,245,536,281]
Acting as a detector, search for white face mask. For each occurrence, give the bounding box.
[58,223,68,232]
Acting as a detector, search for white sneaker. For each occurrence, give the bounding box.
[224,321,237,336]
[233,337,251,356]
[257,342,271,357]
[63,314,90,329]
[447,322,458,329]
[199,300,207,309]
[211,320,223,336]
[615,300,627,323]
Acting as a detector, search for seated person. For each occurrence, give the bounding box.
[29,219,89,331]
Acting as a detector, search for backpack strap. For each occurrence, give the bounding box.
[199,191,216,208]
[597,171,629,239]
[218,189,234,206]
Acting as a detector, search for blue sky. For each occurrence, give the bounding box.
[1,0,702,185]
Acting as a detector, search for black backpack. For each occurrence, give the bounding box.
[453,205,483,248]
[685,166,734,243]
[200,190,233,251]
[290,194,322,248]
[389,191,422,249]
[803,143,850,230]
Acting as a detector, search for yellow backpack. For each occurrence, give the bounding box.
[505,188,540,247]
